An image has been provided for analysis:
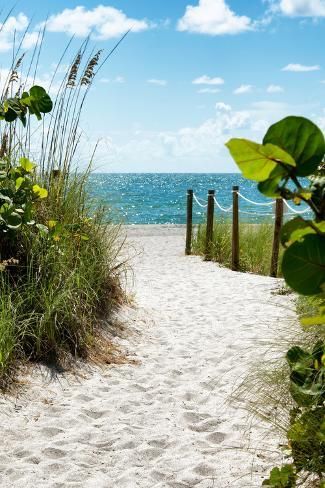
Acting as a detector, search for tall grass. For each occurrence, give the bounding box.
[192,220,279,276]
[0,18,128,387]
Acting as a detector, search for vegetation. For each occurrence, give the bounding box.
[227,116,325,487]
[192,221,277,276]
[0,35,125,387]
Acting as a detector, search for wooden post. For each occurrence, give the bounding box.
[270,198,284,277]
[205,189,215,261]
[232,185,239,271]
[185,189,193,255]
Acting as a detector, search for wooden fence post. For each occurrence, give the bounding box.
[232,185,239,271]
[270,198,284,277]
[205,189,215,261]
[185,189,193,255]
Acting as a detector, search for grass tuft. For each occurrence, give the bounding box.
[193,220,279,276]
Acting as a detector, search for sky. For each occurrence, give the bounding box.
[1,0,325,172]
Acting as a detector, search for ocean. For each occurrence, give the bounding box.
[87,173,299,225]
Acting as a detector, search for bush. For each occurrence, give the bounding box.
[0,33,126,386]
[227,116,325,487]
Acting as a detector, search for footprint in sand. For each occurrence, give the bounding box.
[188,419,222,433]
[206,431,227,444]
[43,447,67,459]
[40,427,63,437]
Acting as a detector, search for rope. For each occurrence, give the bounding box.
[239,210,274,216]
[193,193,208,208]
[236,191,275,206]
[213,197,233,213]
[192,191,312,217]
[283,200,311,215]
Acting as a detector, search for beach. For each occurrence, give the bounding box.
[0,225,296,488]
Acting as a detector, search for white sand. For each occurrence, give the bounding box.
[0,225,296,488]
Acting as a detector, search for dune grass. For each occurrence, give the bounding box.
[0,29,128,387]
[192,220,279,276]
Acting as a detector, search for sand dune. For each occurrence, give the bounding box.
[1,226,296,487]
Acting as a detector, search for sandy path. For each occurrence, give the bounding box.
[1,227,296,488]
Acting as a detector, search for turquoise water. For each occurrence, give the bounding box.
[87,173,285,224]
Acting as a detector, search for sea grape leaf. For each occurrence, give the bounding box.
[19,157,36,173]
[30,86,52,113]
[263,116,325,177]
[32,185,48,199]
[15,177,25,190]
[258,175,282,197]
[5,212,22,229]
[281,234,325,295]
[21,86,53,120]
[226,139,295,182]
[280,217,325,246]
[262,465,296,487]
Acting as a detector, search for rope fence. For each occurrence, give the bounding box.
[185,186,312,277]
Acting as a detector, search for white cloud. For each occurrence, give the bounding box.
[177,0,252,35]
[193,75,224,85]
[198,88,221,93]
[0,67,62,96]
[44,6,151,39]
[98,103,252,171]
[234,84,253,94]
[282,63,320,71]
[266,84,284,93]
[99,76,125,84]
[215,102,231,111]
[21,31,41,50]
[147,79,167,86]
[99,78,110,84]
[0,13,29,52]
[271,0,325,17]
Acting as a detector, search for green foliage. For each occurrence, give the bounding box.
[225,139,295,182]
[262,465,296,487]
[226,116,325,486]
[287,342,325,406]
[0,85,53,126]
[0,44,125,387]
[0,157,48,236]
[227,115,325,310]
[288,407,325,475]
[263,116,325,177]
[281,235,325,296]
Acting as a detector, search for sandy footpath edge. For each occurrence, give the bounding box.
[0,225,296,488]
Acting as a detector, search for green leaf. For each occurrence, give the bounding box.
[32,184,48,199]
[0,193,13,204]
[29,85,53,114]
[258,175,282,197]
[287,346,311,367]
[280,218,321,247]
[263,116,325,177]
[15,177,25,190]
[301,313,325,326]
[226,139,295,182]
[36,223,49,236]
[282,234,325,295]
[5,212,22,230]
[262,465,296,487]
[19,157,36,173]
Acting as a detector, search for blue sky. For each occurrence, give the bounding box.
[1,0,325,172]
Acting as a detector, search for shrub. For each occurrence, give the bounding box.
[227,116,325,487]
[0,35,126,386]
